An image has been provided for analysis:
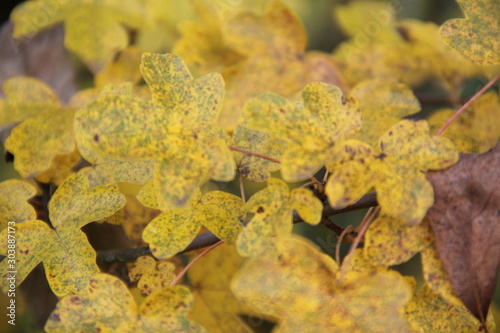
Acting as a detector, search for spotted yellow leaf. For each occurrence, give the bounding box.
[440,0,500,65]
[143,191,243,259]
[76,54,235,209]
[232,236,412,332]
[0,174,125,296]
[237,178,323,257]
[45,273,206,332]
[0,179,36,230]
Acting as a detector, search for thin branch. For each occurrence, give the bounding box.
[95,192,379,265]
[170,241,224,286]
[435,73,500,137]
[228,146,281,164]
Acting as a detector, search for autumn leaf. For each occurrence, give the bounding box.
[349,78,421,146]
[326,120,458,224]
[440,0,500,65]
[11,0,149,71]
[232,236,412,332]
[212,1,345,129]
[142,190,243,259]
[0,174,125,296]
[405,283,496,332]
[242,82,361,182]
[237,178,324,258]
[426,143,500,319]
[128,256,175,297]
[0,77,75,178]
[45,273,206,332]
[0,179,36,230]
[188,244,252,333]
[364,215,432,266]
[75,53,235,209]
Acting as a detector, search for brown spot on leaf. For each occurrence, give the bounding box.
[426,143,500,320]
[93,134,100,143]
[257,206,265,213]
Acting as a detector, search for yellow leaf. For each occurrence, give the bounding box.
[242,82,361,182]
[334,1,401,43]
[232,236,412,332]
[95,46,144,88]
[0,174,125,296]
[291,188,323,225]
[237,178,323,257]
[325,140,376,209]
[172,1,244,75]
[231,124,285,182]
[76,53,235,210]
[143,191,243,259]
[35,149,81,186]
[440,0,500,65]
[405,284,496,332]
[364,215,432,266]
[0,77,59,126]
[11,0,149,71]
[327,121,458,225]
[44,273,206,332]
[6,108,75,178]
[122,195,160,246]
[0,77,76,178]
[188,244,252,333]
[128,256,175,297]
[0,180,36,229]
[349,79,421,146]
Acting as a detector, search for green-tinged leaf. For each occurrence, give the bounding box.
[45,273,207,332]
[440,0,500,65]
[49,174,126,228]
[0,174,126,296]
[75,53,236,210]
[0,180,36,229]
[0,220,99,297]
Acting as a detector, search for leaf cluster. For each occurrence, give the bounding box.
[1,0,499,332]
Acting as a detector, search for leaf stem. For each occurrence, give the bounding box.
[170,241,224,287]
[229,146,281,164]
[435,73,500,137]
[339,207,380,278]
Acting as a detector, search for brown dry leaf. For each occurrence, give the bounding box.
[426,143,500,320]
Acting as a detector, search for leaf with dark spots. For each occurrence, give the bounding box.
[426,143,500,320]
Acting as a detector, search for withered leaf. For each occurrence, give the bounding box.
[426,143,500,320]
